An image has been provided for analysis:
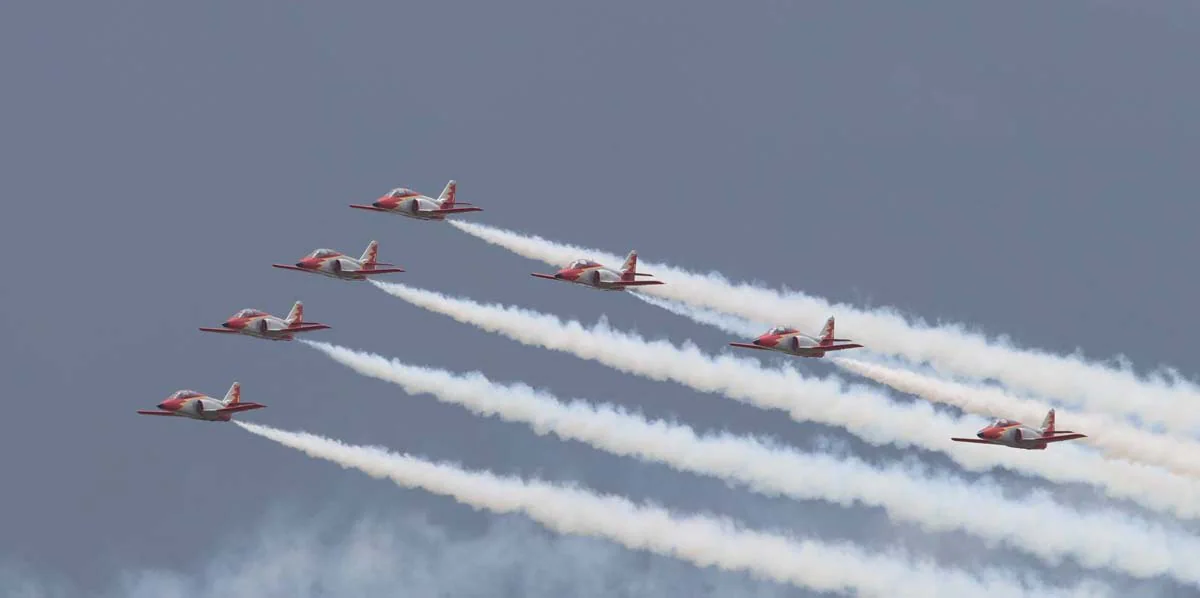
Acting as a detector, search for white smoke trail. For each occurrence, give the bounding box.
[448,220,1200,434]
[235,421,1101,598]
[7,515,796,598]
[370,280,1200,520]
[834,357,1200,480]
[302,339,1200,584]
[631,295,1200,479]
[631,292,765,338]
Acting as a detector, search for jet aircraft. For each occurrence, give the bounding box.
[272,240,404,280]
[951,409,1086,450]
[137,382,265,422]
[199,301,330,341]
[729,317,862,358]
[349,180,481,220]
[531,250,664,291]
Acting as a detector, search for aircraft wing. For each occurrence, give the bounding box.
[531,273,560,281]
[349,204,391,212]
[1040,433,1087,443]
[950,438,998,444]
[137,410,176,416]
[271,264,310,272]
[729,342,771,351]
[198,327,240,334]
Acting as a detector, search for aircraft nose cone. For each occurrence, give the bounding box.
[372,200,384,208]
[157,402,169,410]
[221,321,233,328]
[977,431,986,439]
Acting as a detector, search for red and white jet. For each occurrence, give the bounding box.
[349,180,482,221]
[729,317,863,358]
[137,382,265,422]
[199,301,330,341]
[951,409,1087,450]
[531,250,664,291]
[271,240,404,281]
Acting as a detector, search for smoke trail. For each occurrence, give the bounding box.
[447,221,1200,434]
[631,292,765,338]
[4,515,805,598]
[235,421,1099,598]
[631,294,1200,478]
[302,339,1200,585]
[835,357,1200,479]
[370,280,1200,520]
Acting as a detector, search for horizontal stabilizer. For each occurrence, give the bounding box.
[729,342,771,351]
[198,327,240,334]
[950,438,997,444]
[286,323,331,332]
[1041,433,1087,443]
[612,280,665,287]
[136,410,176,416]
[820,343,864,351]
[356,268,405,275]
[633,273,655,277]
[431,206,483,214]
[215,403,266,414]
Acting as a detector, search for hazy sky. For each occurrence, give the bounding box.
[2,2,1198,596]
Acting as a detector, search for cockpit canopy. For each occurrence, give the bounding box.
[307,248,340,259]
[566,258,600,270]
[388,188,416,198]
[233,308,267,319]
[168,390,202,400]
[989,418,1018,428]
[765,326,796,335]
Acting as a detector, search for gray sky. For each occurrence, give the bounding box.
[1,1,1198,596]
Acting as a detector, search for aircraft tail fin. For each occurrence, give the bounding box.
[620,250,639,281]
[222,382,241,406]
[360,240,379,266]
[819,316,836,345]
[284,301,304,326]
[1040,408,1056,436]
[437,180,457,207]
